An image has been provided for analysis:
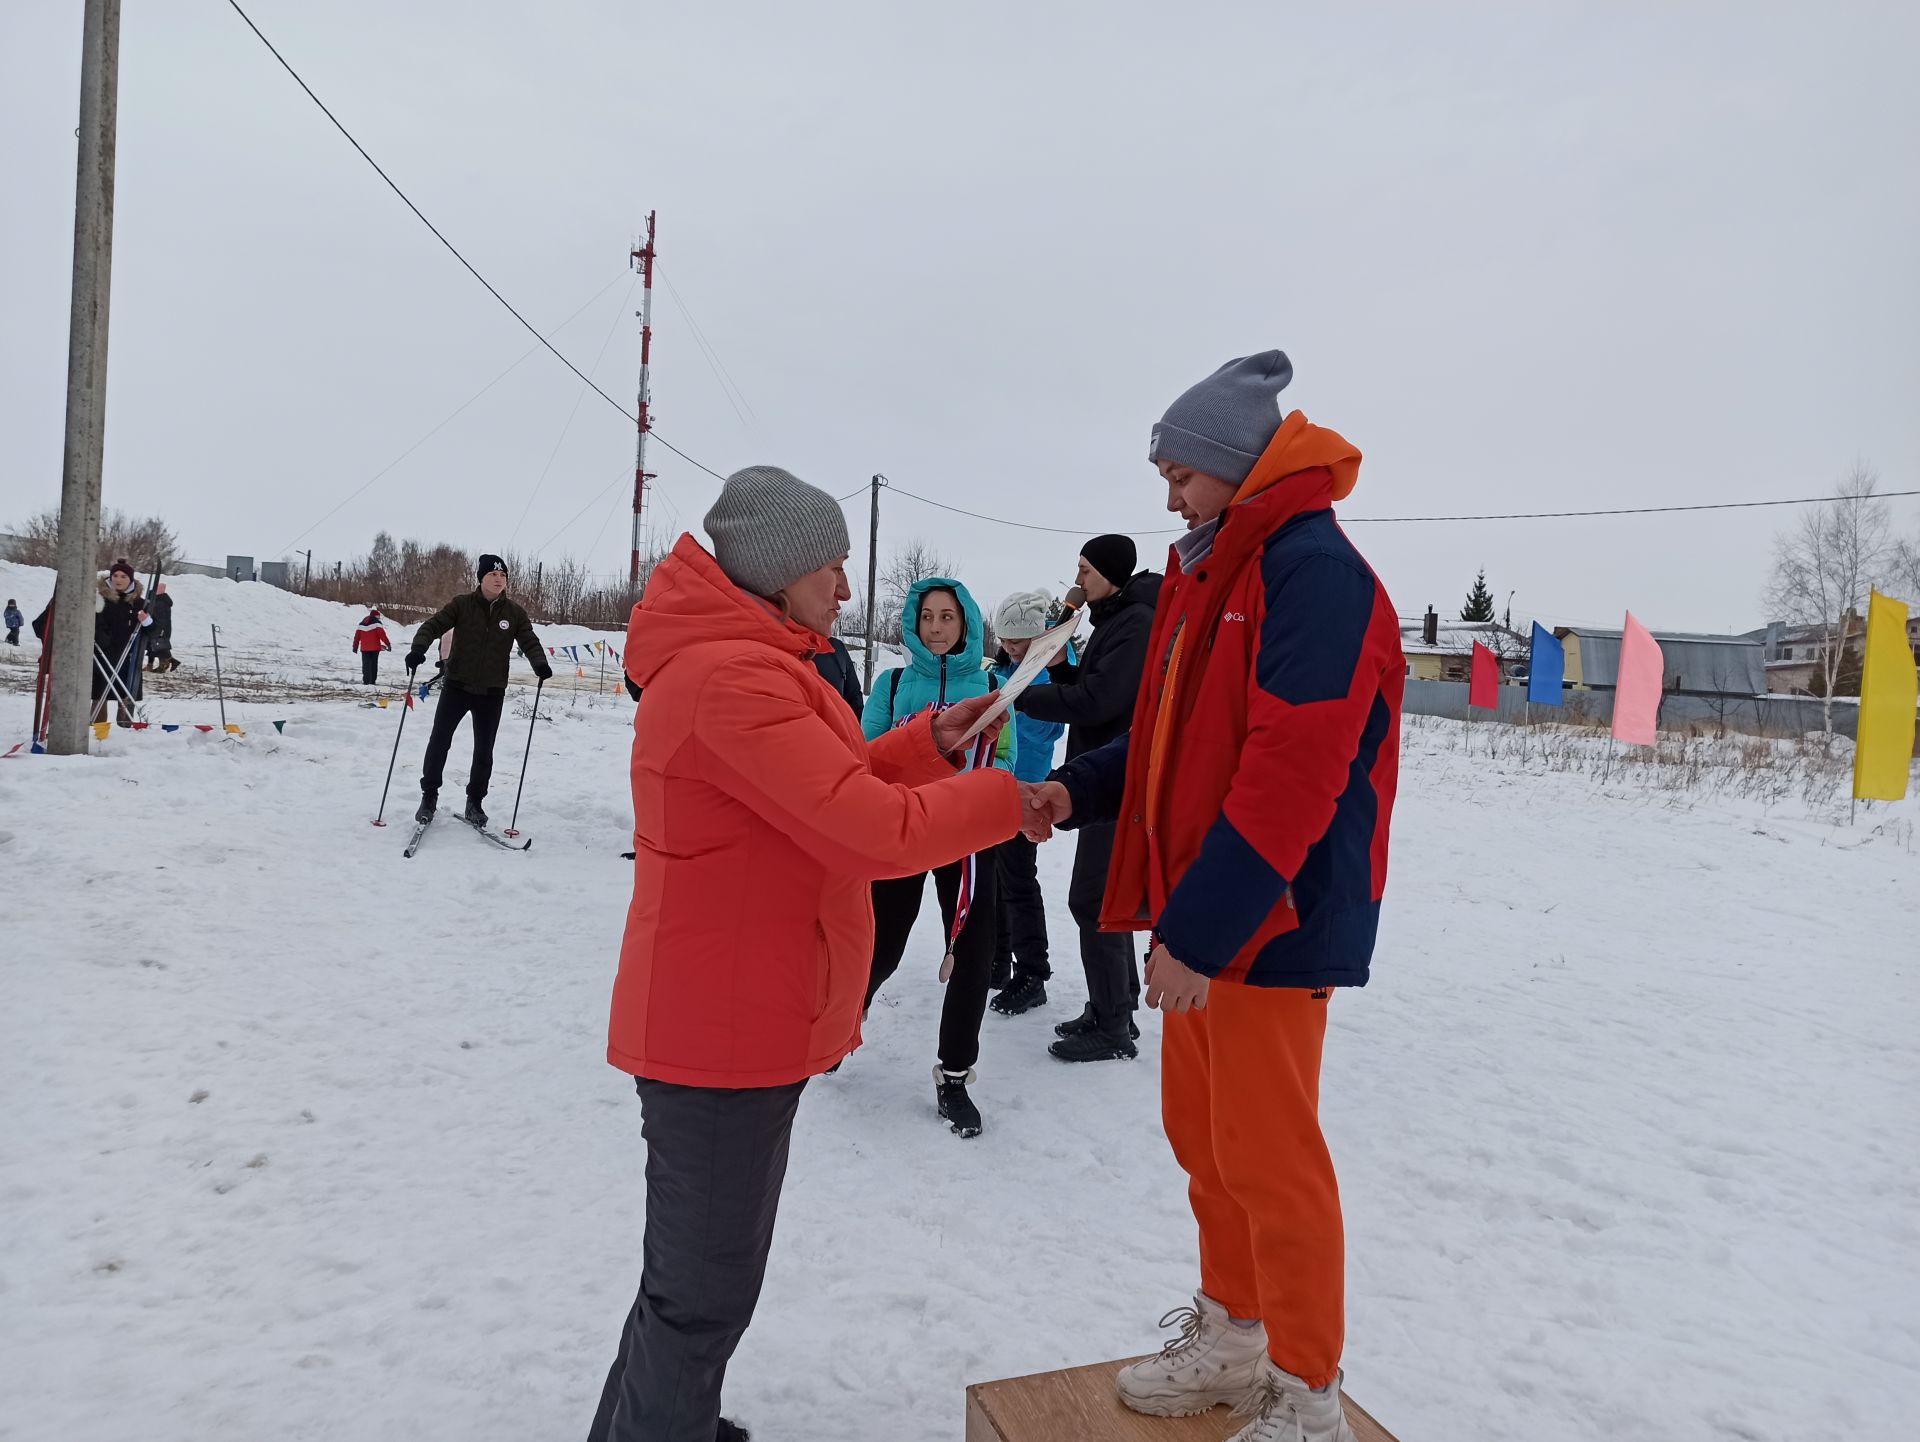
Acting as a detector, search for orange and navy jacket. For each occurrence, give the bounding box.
[1052,413,1403,989]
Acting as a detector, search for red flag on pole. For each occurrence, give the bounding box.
[1612,612,1664,746]
[1469,642,1499,710]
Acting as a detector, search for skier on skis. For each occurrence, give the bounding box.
[353,607,392,685]
[1024,352,1403,1442]
[860,576,1016,1138]
[405,555,551,827]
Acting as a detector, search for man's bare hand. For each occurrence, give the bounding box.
[930,691,1006,757]
[1144,944,1210,1013]
[1021,780,1071,841]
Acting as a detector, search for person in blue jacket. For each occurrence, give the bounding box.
[861,576,1015,1138]
[986,589,1071,1017]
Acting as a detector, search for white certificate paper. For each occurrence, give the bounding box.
[954,615,1079,745]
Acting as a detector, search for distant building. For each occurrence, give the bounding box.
[1399,610,1526,682]
[1553,626,1765,698]
[1748,609,1920,695]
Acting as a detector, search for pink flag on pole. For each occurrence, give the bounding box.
[1468,642,1499,710]
[1612,612,1664,746]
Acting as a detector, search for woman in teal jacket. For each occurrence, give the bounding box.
[862,576,1013,1139]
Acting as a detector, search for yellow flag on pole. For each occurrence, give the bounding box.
[1853,589,1916,801]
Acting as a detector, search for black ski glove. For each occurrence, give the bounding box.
[405,650,425,672]
[623,674,643,703]
[532,660,554,681]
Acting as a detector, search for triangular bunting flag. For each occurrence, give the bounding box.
[224,724,245,736]
[162,724,180,732]
[195,724,215,733]
[273,720,286,734]
[93,721,111,739]
[30,740,46,754]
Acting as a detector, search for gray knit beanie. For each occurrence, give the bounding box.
[703,465,852,597]
[1148,351,1294,485]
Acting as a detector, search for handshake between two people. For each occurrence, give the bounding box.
[921,694,1073,846]
[934,706,1208,1015]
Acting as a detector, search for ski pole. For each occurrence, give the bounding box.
[92,632,145,727]
[503,677,544,838]
[210,624,228,731]
[372,666,419,827]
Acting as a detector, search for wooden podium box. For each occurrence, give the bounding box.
[965,1358,1399,1442]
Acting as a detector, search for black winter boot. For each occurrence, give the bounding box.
[463,798,488,827]
[415,791,437,824]
[1048,1028,1138,1063]
[1054,1004,1139,1040]
[934,1067,983,1138]
[990,974,1048,1016]
[989,957,1013,990]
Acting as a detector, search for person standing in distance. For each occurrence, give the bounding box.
[1012,533,1160,1060]
[406,555,551,826]
[1024,351,1403,1442]
[353,606,392,685]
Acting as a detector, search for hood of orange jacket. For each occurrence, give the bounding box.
[1232,412,1361,508]
[628,533,823,688]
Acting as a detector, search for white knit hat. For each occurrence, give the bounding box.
[992,589,1053,641]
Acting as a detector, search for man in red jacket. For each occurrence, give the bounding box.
[1028,351,1402,1442]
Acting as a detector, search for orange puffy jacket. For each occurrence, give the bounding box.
[611,535,1020,1087]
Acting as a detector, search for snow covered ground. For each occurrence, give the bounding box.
[3,565,1917,1442]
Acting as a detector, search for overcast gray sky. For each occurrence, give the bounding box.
[4,0,1916,633]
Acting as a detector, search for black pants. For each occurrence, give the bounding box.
[361,650,380,685]
[1069,822,1138,1038]
[993,835,1049,981]
[589,1077,807,1442]
[865,853,999,1073]
[419,684,505,801]
[5,626,18,645]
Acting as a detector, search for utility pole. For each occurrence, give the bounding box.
[863,474,885,694]
[48,0,121,756]
[301,549,313,594]
[628,211,657,591]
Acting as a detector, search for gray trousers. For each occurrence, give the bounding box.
[588,1076,807,1442]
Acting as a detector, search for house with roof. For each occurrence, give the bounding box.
[1399,610,1526,682]
[1552,625,1765,697]
[1745,609,1920,695]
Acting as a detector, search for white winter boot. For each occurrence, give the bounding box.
[1116,1293,1268,1417]
[1224,1357,1357,1442]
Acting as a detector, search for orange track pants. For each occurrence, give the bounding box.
[1160,981,1343,1388]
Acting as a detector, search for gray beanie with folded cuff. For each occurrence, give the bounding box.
[703,465,852,597]
[1148,350,1294,486]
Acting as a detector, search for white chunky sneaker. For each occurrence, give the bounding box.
[1116,1293,1267,1417]
[1224,1357,1357,1442]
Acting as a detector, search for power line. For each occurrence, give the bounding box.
[661,270,759,436]
[509,278,638,545]
[226,0,729,485]
[274,272,630,556]
[1340,491,1920,523]
[881,483,1920,536]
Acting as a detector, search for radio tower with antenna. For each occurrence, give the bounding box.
[628,211,657,591]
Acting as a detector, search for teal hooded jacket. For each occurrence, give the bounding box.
[862,576,1015,773]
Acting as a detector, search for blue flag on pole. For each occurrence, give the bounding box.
[1527,623,1565,705]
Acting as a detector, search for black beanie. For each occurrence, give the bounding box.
[1080,534,1137,590]
[477,554,508,581]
